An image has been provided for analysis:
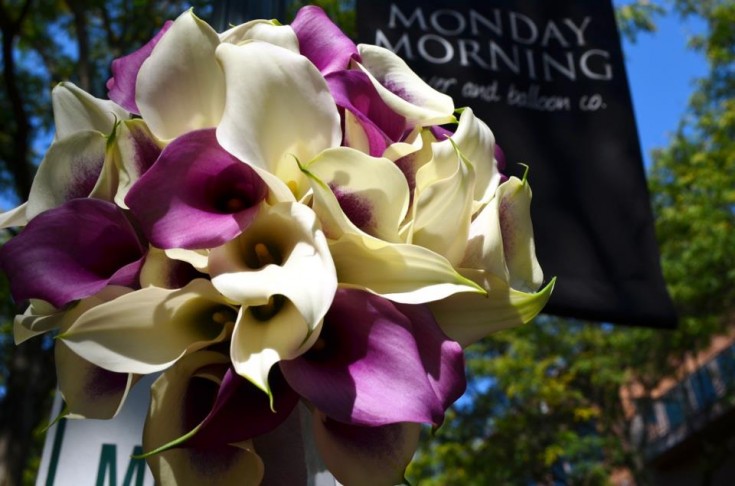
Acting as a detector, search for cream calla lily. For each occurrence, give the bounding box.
[55,341,139,420]
[305,147,409,242]
[303,162,484,303]
[355,44,455,126]
[60,279,235,375]
[208,202,337,394]
[215,41,341,201]
[429,108,502,208]
[464,176,544,291]
[136,10,225,140]
[411,140,476,266]
[110,119,164,209]
[25,130,107,220]
[219,19,299,52]
[52,82,130,140]
[431,176,553,347]
[143,351,265,485]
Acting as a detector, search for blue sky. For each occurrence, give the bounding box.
[616,4,708,167]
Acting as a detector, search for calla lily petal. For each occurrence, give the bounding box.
[326,70,406,157]
[312,411,421,486]
[13,286,132,345]
[215,41,341,201]
[431,272,555,347]
[139,248,207,289]
[0,203,28,229]
[305,147,409,242]
[430,108,501,207]
[230,300,322,396]
[463,176,544,292]
[143,351,264,485]
[292,5,358,75]
[281,289,465,426]
[126,128,266,250]
[60,279,234,374]
[55,341,137,419]
[26,130,106,220]
[147,444,263,486]
[52,82,130,139]
[188,367,299,448]
[303,166,483,303]
[107,21,173,114]
[111,119,164,209]
[356,44,455,126]
[0,199,145,307]
[209,202,336,330]
[412,141,476,265]
[219,19,299,52]
[136,11,224,140]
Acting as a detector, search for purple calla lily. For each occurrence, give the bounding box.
[185,366,299,448]
[0,198,146,308]
[125,128,267,250]
[280,288,466,427]
[326,70,407,157]
[292,6,359,76]
[107,20,173,114]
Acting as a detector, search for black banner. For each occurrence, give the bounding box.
[356,0,677,327]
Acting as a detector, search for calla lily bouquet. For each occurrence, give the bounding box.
[0,6,553,485]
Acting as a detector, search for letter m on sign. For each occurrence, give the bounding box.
[96,444,146,486]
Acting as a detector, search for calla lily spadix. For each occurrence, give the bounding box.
[209,202,337,395]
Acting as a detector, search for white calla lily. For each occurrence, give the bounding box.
[208,202,336,395]
[430,108,501,208]
[14,286,132,344]
[60,279,235,375]
[430,272,555,347]
[463,176,544,291]
[52,82,130,140]
[55,341,139,420]
[355,44,455,126]
[111,119,164,208]
[215,41,341,201]
[305,147,409,242]
[0,203,28,229]
[209,202,337,329]
[26,130,107,220]
[430,175,553,346]
[231,303,322,396]
[411,140,476,265]
[302,164,484,303]
[219,19,299,52]
[136,10,225,140]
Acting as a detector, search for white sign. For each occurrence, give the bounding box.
[36,375,338,485]
[36,375,156,486]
